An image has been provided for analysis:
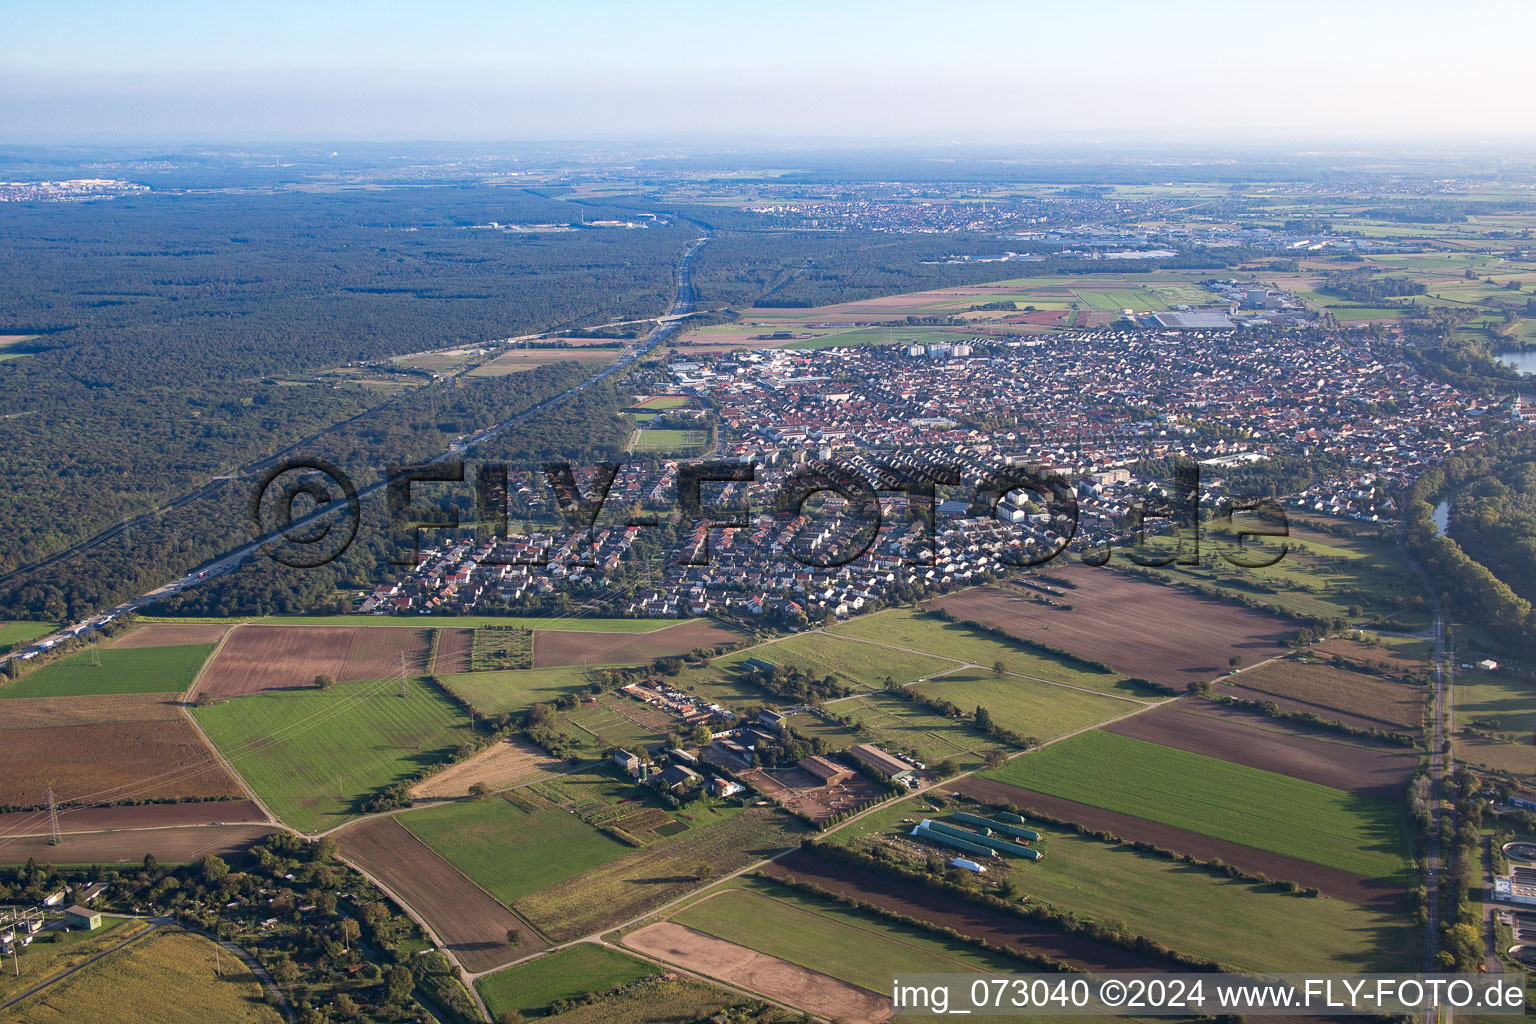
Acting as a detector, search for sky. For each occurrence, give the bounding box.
[2,0,1533,143]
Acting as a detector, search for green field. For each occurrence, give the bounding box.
[831,607,1142,692]
[982,731,1409,879]
[669,881,1028,994]
[258,614,673,632]
[400,793,632,907]
[911,669,1136,741]
[831,801,1408,972]
[0,644,214,699]
[630,427,706,452]
[439,665,596,716]
[192,677,474,832]
[476,944,660,1019]
[518,806,807,941]
[716,631,953,689]
[0,620,56,652]
[563,697,666,749]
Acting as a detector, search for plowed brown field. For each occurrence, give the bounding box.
[195,624,430,698]
[532,619,742,668]
[934,572,1292,688]
[338,816,542,972]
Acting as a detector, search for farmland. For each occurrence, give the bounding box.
[0,824,277,866]
[432,626,474,673]
[438,665,596,716]
[0,620,56,653]
[934,572,1294,689]
[475,944,660,1019]
[0,644,214,699]
[194,624,429,698]
[106,622,231,648]
[910,668,1139,740]
[399,791,633,908]
[830,691,997,770]
[828,800,1407,972]
[624,921,891,1024]
[2,927,281,1024]
[1104,701,1419,799]
[0,801,264,837]
[0,693,242,806]
[982,730,1410,879]
[517,806,808,941]
[0,918,140,1004]
[335,816,539,971]
[533,618,742,667]
[192,677,473,832]
[257,614,675,631]
[1222,657,1424,731]
[717,629,951,688]
[409,734,563,799]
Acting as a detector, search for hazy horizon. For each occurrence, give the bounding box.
[5,0,1534,145]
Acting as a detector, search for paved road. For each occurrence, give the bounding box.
[0,229,711,671]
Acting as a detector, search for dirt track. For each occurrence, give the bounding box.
[624,922,892,1024]
[954,778,1405,910]
[0,800,266,837]
[337,816,542,972]
[1103,700,1418,799]
[0,824,275,865]
[533,619,742,668]
[935,573,1293,688]
[196,624,429,698]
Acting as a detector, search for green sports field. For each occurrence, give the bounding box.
[476,944,660,1018]
[630,427,706,452]
[0,644,214,699]
[192,677,473,832]
[400,793,632,907]
[982,730,1409,879]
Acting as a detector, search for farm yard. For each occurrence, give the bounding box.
[933,571,1295,689]
[0,927,282,1024]
[1104,701,1419,799]
[533,618,742,667]
[191,676,473,832]
[336,816,539,972]
[193,624,430,699]
[981,730,1409,880]
[0,693,242,807]
[1222,657,1424,732]
[0,644,215,700]
[475,944,660,1020]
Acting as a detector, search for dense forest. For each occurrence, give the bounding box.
[0,187,692,596]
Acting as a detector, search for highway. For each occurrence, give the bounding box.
[0,229,710,669]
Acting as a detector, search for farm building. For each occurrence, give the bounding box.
[758,709,787,733]
[614,749,641,776]
[797,755,854,786]
[64,906,101,931]
[656,764,701,792]
[847,743,914,784]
